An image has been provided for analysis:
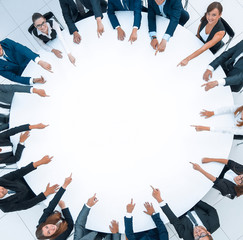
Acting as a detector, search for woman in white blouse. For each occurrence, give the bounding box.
[178,2,225,67]
[32,13,75,65]
[191,105,243,138]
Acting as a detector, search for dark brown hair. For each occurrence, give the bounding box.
[208,235,213,240]
[235,185,243,197]
[201,2,223,22]
[32,12,45,24]
[35,211,68,240]
[234,106,243,127]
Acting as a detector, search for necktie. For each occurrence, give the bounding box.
[3,53,11,62]
[187,211,198,226]
[0,102,10,109]
[8,190,16,194]
[75,0,86,16]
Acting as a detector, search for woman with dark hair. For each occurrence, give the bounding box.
[178,2,225,66]
[191,105,243,138]
[35,173,73,240]
[190,158,243,199]
[31,12,75,64]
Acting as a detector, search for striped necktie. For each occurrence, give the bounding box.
[187,211,198,226]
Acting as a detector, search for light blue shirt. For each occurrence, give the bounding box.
[149,0,171,41]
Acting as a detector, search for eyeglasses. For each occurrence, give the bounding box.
[195,233,209,240]
[237,175,243,185]
[35,20,46,28]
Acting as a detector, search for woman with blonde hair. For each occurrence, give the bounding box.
[35,174,73,240]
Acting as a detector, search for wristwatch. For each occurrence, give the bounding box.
[152,36,157,39]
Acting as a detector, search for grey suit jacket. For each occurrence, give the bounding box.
[0,84,31,105]
[74,204,120,240]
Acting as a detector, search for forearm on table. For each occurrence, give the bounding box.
[198,168,216,182]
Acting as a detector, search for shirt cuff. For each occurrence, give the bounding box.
[159,201,166,207]
[85,203,91,209]
[115,26,120,29]
[126,212,132,218]
[34,57,41,64]
[30,87,34,93]
[29,78,34,84]
[217,78,226,86]
[19,142,25,146]
[207,65,214,71]
[149,31,157,39]
[162,34,171,42]
[133,26,138,29]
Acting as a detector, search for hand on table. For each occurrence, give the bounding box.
[29,123,49,130]
[117,27,126,41]
[177,57,190,67]
[200,109,214,118]
[189,162,202,171]
[62,173,72,189]
[203,69,213,81]
[68,53,76,66]
[155,39,167,55]
[87,193,99,207]
[150,185,163,203]
[128,28,137,44]
[44,183,60,197]
[40,155,53,165]
[38,60,53,73]
[33,88,49,97]
[109,220,119,234]
[191,125,209,132]
[150,38,158,50]
[143,202,155,216]
[19,131,30,143]
[201,81,218,91]
[33,76,46,84]
[52,49,63,58]
[126,198,135,213]
[73,31,81,44]
[97,18,104,38]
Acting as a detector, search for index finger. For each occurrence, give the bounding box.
[190,125,196,127]
[131,198,133,204]
[189,162,194,165]
[49,156,54,160]
[69,173,72,178]
[177,62,181,67]
[150,185,155,190]
[201,83,206,87]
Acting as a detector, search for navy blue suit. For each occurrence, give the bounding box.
[124,215,168,240]
[108,0,142,29]
[0,38,39,85]
[148,0,189,37]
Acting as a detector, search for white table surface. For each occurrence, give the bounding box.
[10,12,234,233]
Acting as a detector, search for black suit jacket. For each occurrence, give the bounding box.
[209,40,243,92]
[59,0,107,34]
[0,124,30,164]
[161,201,220,240]
[0,162,46,212]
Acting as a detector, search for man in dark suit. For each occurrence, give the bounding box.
[0,155,59,212]
[59,0,107,43]
[202,40,243,92]
[74,194,121,240]
[0,38,52,85]
[107,0,142,42]
[148,0,189,54]
[124,199,168,240]
[0,123,48,165]
[151,186,219,240]
[0,84,48,131]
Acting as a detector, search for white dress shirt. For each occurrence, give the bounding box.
[224,170,238,184]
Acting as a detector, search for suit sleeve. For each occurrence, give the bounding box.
[107,1,121,29]
[133,0,142,29]
[112,233,121,240]
[227,160,243,175]
[0,84,31,94]
[161,204,187,239]
[0,69,31,85]
[90,0,104,19]
[151,213,169,240]
[2,143,25,165]
[224,72,243,87]
[5,38,39,62]
[148,0,157,33]
[59,0,78,34]
[164,0,182,37]
[73,204,91,240]
[0,124,30,139]
[2,162,36,181]
[38,187,66,225]
[124,217,136,240]
[55,208,74,240]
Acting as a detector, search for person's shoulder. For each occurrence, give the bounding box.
[1,38,15,45]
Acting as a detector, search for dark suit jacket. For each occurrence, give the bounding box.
[209,40,243,92]
[161,201,220,240]
[124,214,168,240]
[59,0,107,34]
[107,0,142,29]
[37,187,74,240]
[0,124,30,165]
[0,38,39,85]
[0,162,46,212]
[74,204,121,240]
[148,0,183,37]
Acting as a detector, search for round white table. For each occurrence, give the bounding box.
[10,12,233,233]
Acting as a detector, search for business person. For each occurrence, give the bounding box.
[148,0,189,54]
[202,40,243,92]
[178,2,225,66]
[0,38,52,85]
[151,186,219,240]
[125,198,168,240]
[36,174,73,240]
[74,193,121,240]
[191,159,243,199]
[0,84,48,131]
[107,0,142,42]
[0,123,48,165]
[191,105,243,139]
[59,0,107,43]
[0,155,59,212]
[31,12,75,64]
